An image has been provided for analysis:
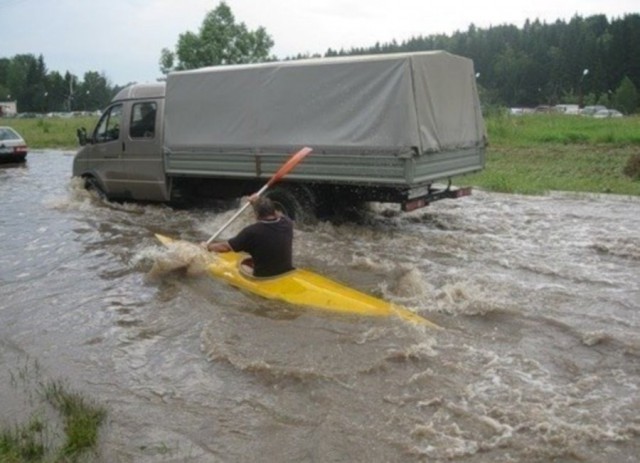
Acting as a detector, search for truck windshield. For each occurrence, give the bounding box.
[95,104,123,143]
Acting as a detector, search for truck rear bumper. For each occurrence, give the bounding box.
[401,185,472,211]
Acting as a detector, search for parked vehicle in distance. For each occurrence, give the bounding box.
[593,109,624,118]
[534,105,553,113]
[554,104,580,115]
[580,105,608,116]
[0,126,28,163]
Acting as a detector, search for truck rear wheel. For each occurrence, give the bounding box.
[266,185,315,223]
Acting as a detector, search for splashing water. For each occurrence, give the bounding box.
[3,153,640,462]
[134,239,218,278]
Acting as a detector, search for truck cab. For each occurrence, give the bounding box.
[73,83,170,202]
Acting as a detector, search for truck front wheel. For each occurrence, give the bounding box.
[84,176,107,200]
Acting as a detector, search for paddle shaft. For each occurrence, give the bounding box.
[206,183,268,244]
[205,147,312,245]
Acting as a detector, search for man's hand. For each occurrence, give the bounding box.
[201,241,232,253]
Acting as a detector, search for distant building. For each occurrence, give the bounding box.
[0,101,18,117]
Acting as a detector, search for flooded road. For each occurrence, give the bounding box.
[1,151,639,462]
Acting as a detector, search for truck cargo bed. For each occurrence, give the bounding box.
[164,146,484,187]
[163,51,486,188]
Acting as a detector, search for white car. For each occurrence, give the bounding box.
[593,109,624,118]
[0,126,28,163]
[581,105,608,116]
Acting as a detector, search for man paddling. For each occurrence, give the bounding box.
[203,195,294,277]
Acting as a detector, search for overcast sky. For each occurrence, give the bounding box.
[1,0,637,86]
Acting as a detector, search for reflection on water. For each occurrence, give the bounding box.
[1,151,639,462]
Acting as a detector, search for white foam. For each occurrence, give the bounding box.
[133,240,217,278]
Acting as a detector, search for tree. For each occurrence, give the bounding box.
[26,55,48,112]
[612,76,638,114]
[45,71,68,112]
[76,71,112,111]
[159,2,274,74]
[6,54,37,111]
[492,46,534,106]
[0,58,10,98]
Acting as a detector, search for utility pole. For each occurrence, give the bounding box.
[578,69,589,108]
[67,77,75,112]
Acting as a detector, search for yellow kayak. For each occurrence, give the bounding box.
[155,234,439,328]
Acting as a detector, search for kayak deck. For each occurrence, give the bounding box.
[155,234,439,328]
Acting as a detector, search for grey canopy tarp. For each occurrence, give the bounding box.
[164,51,486,156]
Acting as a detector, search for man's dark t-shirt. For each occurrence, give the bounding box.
[228,216,294,277]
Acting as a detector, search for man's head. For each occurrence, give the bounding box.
[252,197,277,219]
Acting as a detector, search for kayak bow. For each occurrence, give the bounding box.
[155,234,439,328]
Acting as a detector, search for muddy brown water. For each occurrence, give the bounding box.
[1,151,639,462]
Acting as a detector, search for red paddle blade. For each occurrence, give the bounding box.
[267,146,312,186]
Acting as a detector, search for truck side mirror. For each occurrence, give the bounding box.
[77,127,88,146]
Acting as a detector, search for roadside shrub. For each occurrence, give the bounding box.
[36,118,51,134]
[482,173,514,193]
[563,132,590,144]
[534,131,589,144]
[623,154,640,180]
[595,133,616,144]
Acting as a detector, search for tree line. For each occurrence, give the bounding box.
[0,54,117,114]
[2,2,638,115]
[324,14,640,113]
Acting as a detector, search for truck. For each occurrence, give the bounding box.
[73,51,486,220]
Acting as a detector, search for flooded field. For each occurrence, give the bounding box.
[1,151,639,462]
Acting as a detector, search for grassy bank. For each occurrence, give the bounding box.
[1,361,106,462]
[485,112,640,146]
[463,113,640,196]
[464,144,640,196]
[2,113,639,196]
[1,116,98,149]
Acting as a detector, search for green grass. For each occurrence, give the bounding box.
[0,416,48,462]
[485,113,640,147]
[43,381,106,459]
[464,145,640,195]
[1,116,98,149]
[1,361,106,463]
[460,113,640,196]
